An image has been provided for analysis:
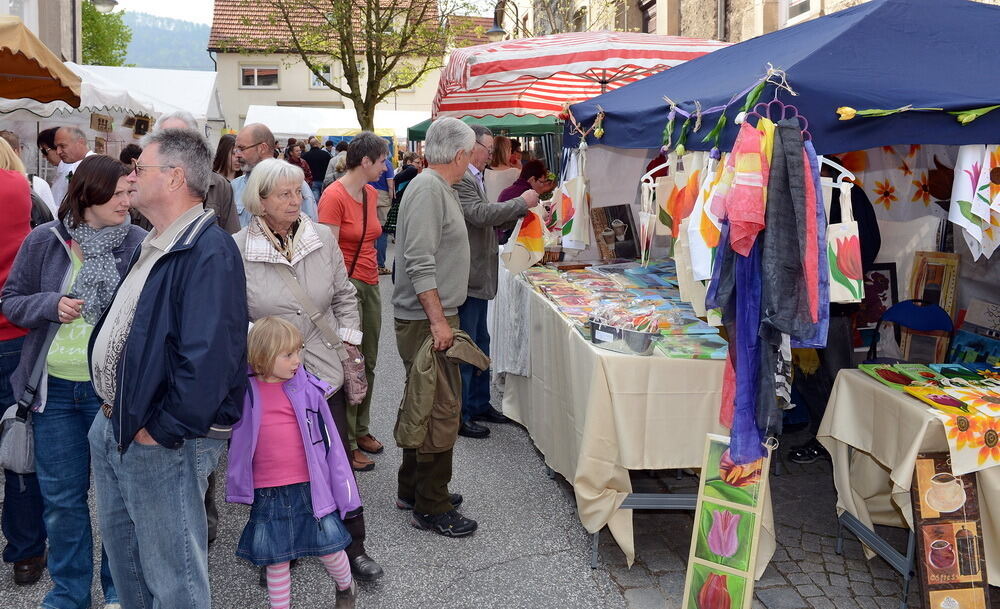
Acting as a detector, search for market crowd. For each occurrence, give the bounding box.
[0,113,555,609]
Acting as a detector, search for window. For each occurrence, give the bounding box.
[781,0,819,26]
[309,65,333,89]
[638,0,656,34]
[240,66,279,89]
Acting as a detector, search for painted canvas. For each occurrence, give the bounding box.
[682,434,771,609]
[695,501,755,572]
[931,364,986,382]
[911,454,990,609]
[702,441,764,507]
[858,262,899,326]
[687,563,748,609]
[903,386,975,417]
[859,364,917,390]
[893,364,946,384]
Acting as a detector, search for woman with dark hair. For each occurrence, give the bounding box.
[1,154,146,609]
[286,142,313,184]
[384,151,420,236]
[118,143,142,167]
[213,133,242,180]
[317,132,387,473]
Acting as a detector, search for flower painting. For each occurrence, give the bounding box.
[704,440,763,507]
[688,564,747,609]
[696,501,754,571]
[828,233,863,302]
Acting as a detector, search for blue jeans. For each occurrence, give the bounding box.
[375,232,388,268]
[457,297,492,421]
[0,335,46,564]
[311,180,323,201]
[34,376,116,608]
[89,414,225,609]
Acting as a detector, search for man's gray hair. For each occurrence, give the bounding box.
[58,125,86,141]
[242,158,304,216]
[154,110,198,132]
[470,124,492,141]
[424,118,475,165]
[145,128,213,199]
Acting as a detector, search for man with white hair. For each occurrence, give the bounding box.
[50,126,93,209]
[392,117,483,538]
[151,111,241,234]
[232,123,317,226]
[88,128,247,608]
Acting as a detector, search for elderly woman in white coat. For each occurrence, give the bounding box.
[233,158,384,583]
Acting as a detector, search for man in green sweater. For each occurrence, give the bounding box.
[392,117,478,537]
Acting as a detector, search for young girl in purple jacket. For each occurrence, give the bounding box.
[227,317,361,609]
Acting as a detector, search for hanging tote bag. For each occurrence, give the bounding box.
[826,181,863,303]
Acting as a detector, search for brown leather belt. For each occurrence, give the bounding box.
[101,403,113,418]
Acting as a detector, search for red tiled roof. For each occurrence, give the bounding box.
[208,0,445,53]
[447,16,493,48]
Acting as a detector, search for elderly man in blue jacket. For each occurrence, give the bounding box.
[87,128,248,609]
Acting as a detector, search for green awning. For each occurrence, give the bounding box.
[407,115,562,141]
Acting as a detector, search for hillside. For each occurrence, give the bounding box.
[123,12,214,71]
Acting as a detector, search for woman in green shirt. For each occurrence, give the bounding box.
[2,155,146,609]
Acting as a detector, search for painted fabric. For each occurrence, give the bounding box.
[720,122,769,256]
[949,144,1000,260]
[662,152,706,238]
[688,155,726,281]
[500,207,549,274]
[558,150,590,250]
[793,141,830,349]
[848,145,958,222]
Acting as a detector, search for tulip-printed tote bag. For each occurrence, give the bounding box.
[826,181,863,303]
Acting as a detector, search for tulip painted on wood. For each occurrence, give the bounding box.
[697,573,732,609]
[707,509,741,558]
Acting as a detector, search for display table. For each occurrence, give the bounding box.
[817,370,1000,586]
[496,270,775,577]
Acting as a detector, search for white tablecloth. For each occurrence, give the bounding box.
[818,370,1000,585]
[498,272,775,576]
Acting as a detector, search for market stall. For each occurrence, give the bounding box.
[0,16,80,106]
[241,105,429,144]
[535,0,1000,603]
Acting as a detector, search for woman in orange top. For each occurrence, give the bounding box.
[317,132,387,472]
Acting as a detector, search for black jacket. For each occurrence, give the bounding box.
[88,210,248,453]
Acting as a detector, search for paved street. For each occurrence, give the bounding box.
[0,272,997,608]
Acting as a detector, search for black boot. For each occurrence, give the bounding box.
[344,511,383,581]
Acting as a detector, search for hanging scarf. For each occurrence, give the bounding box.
[63,215,131,324]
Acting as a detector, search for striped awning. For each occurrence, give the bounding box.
[433,31,728,119]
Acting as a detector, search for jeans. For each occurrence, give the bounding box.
[0,335,46,564]
[34,376,116,609]
[311,180,323,201]
[375,232,388,268]
[89,414,225,609]
[457,297,492,421]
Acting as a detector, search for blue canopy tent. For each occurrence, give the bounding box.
[565,0,1000,155]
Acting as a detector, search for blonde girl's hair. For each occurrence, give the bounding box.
[0,137,26,174]
[490,135,512,169]
[248,316,303,377]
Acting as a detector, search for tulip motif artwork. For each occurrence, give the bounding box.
[682,434,771,609]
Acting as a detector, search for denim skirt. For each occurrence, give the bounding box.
[236,482,352,566]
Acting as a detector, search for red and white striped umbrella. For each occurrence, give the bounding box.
[433,31,729,119]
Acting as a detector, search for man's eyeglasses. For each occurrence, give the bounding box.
[475,141,494,154]
[235,141,267,153]
[132,161,175,176]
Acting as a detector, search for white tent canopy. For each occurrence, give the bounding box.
[80,65,223,123]
[0,62,159,118]
[243,105,429,141]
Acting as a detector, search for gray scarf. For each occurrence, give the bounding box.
[63,216,131,324]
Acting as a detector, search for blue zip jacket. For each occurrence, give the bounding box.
[88,209,249,453]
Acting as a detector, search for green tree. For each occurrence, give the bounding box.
[227,0,476,131]
[82,2,133,66]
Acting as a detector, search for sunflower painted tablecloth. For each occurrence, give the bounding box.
[818,370,1000,585]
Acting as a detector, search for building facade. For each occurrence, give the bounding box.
[498,0,1000,43]
[0,0,81,61]
[208,1,488,130]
